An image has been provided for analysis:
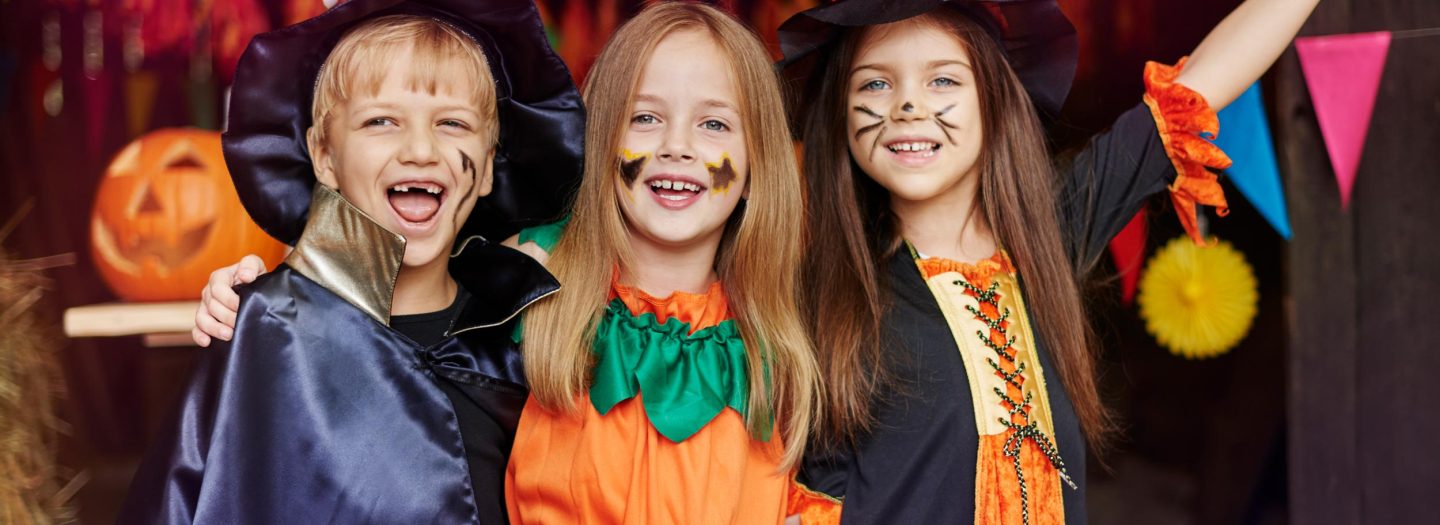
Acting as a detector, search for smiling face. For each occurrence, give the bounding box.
[614,28,749,251]
[308,44,496,271]
[847,19,982,207]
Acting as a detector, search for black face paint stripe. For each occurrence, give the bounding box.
[454,149,480,233]
[933,104,960,146]
[855,122,884,141]
[853,105,885,141]
[868,125,887,161]
[902,102,915,112]
[854,105,883,120]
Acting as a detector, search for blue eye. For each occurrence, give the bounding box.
[364,117,396,127]
[632,114,659,125]
[701,119,729,132]
[438,119,471,130]
[932,77,960,88]
[860,79,890,92]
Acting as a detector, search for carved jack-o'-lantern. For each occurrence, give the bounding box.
[90,128,286,301]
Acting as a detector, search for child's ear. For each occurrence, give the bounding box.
[475,147,498,197]
[306,126,339,189]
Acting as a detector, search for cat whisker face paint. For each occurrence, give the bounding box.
[852,105,887,161]
[844,20,983,206]
[932,104,960,146]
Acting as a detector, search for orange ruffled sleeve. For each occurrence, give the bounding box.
[1142,57,1233,245]
[787,478,842,525]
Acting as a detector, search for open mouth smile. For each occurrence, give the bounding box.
[885,139,941,157]
[387,180,447,229]
[644,174,708,210]
[883,137,943,167]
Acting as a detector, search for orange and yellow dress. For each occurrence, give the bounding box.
[789,60,1231,525]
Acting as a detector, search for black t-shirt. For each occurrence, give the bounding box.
[392,285,470,347]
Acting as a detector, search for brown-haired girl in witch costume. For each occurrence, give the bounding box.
[191,2,821,523]
[779,0,1317,524]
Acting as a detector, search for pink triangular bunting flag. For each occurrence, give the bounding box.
[1295,31,1391,210]
[1108,209,1148,305]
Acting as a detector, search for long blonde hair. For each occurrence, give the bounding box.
[521,2,820,469]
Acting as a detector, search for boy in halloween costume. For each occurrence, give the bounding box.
[118,0,582,522]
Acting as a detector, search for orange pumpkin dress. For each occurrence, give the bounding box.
[505,277,788,524]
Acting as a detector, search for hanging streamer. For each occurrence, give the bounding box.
[1214,82,1290,239]
[1295,32,1390,210]
[1107,209,1148,305]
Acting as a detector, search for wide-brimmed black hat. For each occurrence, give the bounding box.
[224,0,584,245]
[778,0,1077,123]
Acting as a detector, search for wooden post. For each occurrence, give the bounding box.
[1279,1,1440,522]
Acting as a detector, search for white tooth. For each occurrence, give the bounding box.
[427,186,440,194]
[662,180,673,190]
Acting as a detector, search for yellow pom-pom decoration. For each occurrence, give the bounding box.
[1137,236,1258,359]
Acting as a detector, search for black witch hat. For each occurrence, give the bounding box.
[778,0,1078,122]
[223,0,585,245]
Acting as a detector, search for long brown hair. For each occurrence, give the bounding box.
[798,10,1111,451]
[522,2,820,469]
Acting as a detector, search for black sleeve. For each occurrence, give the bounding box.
[1056,102,1176,271]
[797,445,854,500]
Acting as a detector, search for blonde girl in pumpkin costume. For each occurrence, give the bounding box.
[778,0,1318,524]
[500,2,820,523]
[192,2,820,523]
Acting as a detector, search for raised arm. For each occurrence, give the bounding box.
[1175,0,1322,109]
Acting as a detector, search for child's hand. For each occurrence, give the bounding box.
[192,254,269,347]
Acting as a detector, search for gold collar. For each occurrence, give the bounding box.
[284,185,405,325]
[282,184,561,333]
